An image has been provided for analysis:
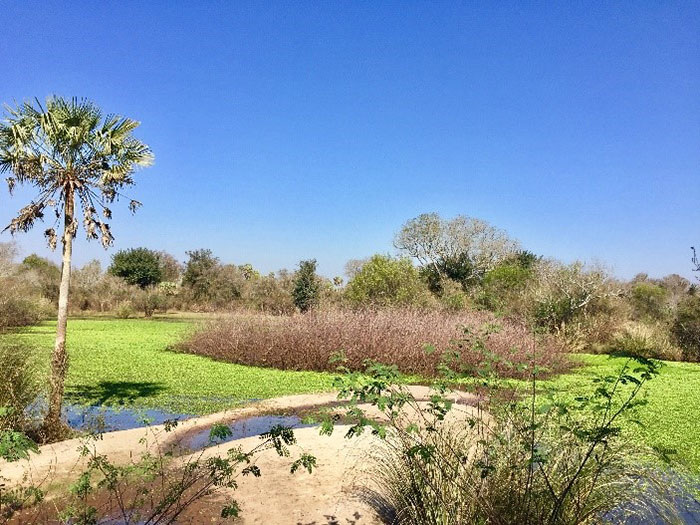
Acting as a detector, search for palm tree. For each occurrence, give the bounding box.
[0,96,153,436]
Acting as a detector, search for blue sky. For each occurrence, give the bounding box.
[1,1,698,279]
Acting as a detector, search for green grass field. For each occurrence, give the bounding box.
[3,317,334,414]
[2,317,699,470]
[544,353,700,472]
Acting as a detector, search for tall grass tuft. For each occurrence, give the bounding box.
[0,343,42,433]
[367,423,683,525]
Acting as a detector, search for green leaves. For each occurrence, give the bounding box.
[221,501,240,518]
[290,453,317,474]
[261,424,297,457]
[208,422,233,443]
[319,416,335,436]
[0,430,39,462]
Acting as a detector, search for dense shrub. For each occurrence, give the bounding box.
[70,264,135,313]
[114,302,136,319]
[21,254,60,304]
[419,252,478,293]
[0,279,49,330]
[292,259,320,313]
[338,357,683,525]
[109,247,164,289]
[319,278,345,310]
[178,309,568,378]
[437,279,471,311]
[671,295,700,362]
[522,261,627,353]
[248,271,296,315]
[0,343,42,432]
[132,288,169,317]
[180,250,253,309]
[629,282,669,321]
[0,296,45,330]
[0,245,51,329]
[477,259,534,312]
[529,261,618,331]
[345,255,434,307]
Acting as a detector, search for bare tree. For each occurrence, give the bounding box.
[394,212,520,280]
[529,259,622,330]
[344,258,369,280]
[0,241,18,277]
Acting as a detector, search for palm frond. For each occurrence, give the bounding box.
[0,95,153,248]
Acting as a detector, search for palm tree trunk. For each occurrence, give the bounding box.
[44,186,75,435]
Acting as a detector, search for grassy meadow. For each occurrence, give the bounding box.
[545,354,700,472]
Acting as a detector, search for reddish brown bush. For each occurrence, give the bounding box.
[177,309,569,379]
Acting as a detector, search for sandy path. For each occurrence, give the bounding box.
[197,425,382,524]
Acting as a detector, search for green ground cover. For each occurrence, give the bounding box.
[2,317,698,470]
[3,317,334,414]
[544,353,700,472]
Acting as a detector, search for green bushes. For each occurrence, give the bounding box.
[630,281,669,321]
[671,295,700,362]
[345,255,434,307]
[292,259,320,312]
[21,254,60,304]
[108,247,164,288]
[477,258,533,312]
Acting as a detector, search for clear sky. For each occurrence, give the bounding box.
[1,1,698,279]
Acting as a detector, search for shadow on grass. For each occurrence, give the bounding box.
[1,325,55,336]
[67,381,166,406]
